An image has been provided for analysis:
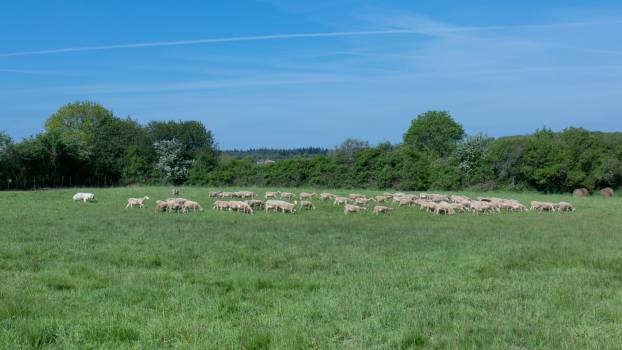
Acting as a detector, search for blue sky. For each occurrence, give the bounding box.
[1,0,621,149]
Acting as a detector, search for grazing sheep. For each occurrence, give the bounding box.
[265,191,279,199]
[265,200,281,213]
[72,192,95,203]
[166,201,183,213]
[572,188,590,197]
[433,202,455,215]
[229,201,254,214]
[300,192,317,200]
[333,196,350,206]
[530,201,556,212]
[183,200,203,213]
[219,191,234,198]
[450,195,471,204]
[393,193,415,203]
[271,200,296,213]
[154,200,168,212]
[398,197,415,207]
[344,204,367,215]
[429,194,450,202]
[348,194,365,200]
[372,206,393,215]
[126,196,150,208]
[418,200,436,212]
[208,191,222,198]
[600,187,615,198]
[556,201,576,212]
[280,191,296,200]
[299,200,315,210]
[355,197,371,205]
[213,200,230,211]
[320,193,336,201]
[245,199,264,209]
[374,195,389,203]
[469,201,495,214]
[233,191,256,199]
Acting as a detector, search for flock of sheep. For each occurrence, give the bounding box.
[72,189,576,216]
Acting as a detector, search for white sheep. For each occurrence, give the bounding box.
[126,196,150,208]
[72,192,95,203]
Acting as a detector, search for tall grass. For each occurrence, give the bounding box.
[0,187,621,349]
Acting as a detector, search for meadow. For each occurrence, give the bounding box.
[0,187,621,349]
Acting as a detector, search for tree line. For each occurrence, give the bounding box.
[0,102,620,193]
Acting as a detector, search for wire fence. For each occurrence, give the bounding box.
[1,176,119,191]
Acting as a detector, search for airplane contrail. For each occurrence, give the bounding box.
[0,30,422,57]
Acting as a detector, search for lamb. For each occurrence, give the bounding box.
[126,196,150,208]
[344,204,367,215]
[299,200,315,210]
[72,192,95,203]
[182,200,203,213]
[372,206,393,215]
[171,188,180,196]
[300,192,317,200]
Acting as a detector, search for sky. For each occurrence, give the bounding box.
[1,0,621,149]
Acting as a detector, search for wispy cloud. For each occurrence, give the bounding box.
[0,68,70,75]
[0,30,427,58]
[0,74,355,96]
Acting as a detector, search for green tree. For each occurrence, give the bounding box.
[146,120,217,159]
[403,111,465,158]
[44,101,114,159]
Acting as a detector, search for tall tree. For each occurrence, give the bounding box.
[403,111,465,158]
[146,120,217,159]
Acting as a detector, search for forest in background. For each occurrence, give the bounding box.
[1,101,620,193]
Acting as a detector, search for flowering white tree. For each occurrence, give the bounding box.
[153,139,193,183]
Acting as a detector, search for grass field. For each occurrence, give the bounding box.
[1,187,621,349]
